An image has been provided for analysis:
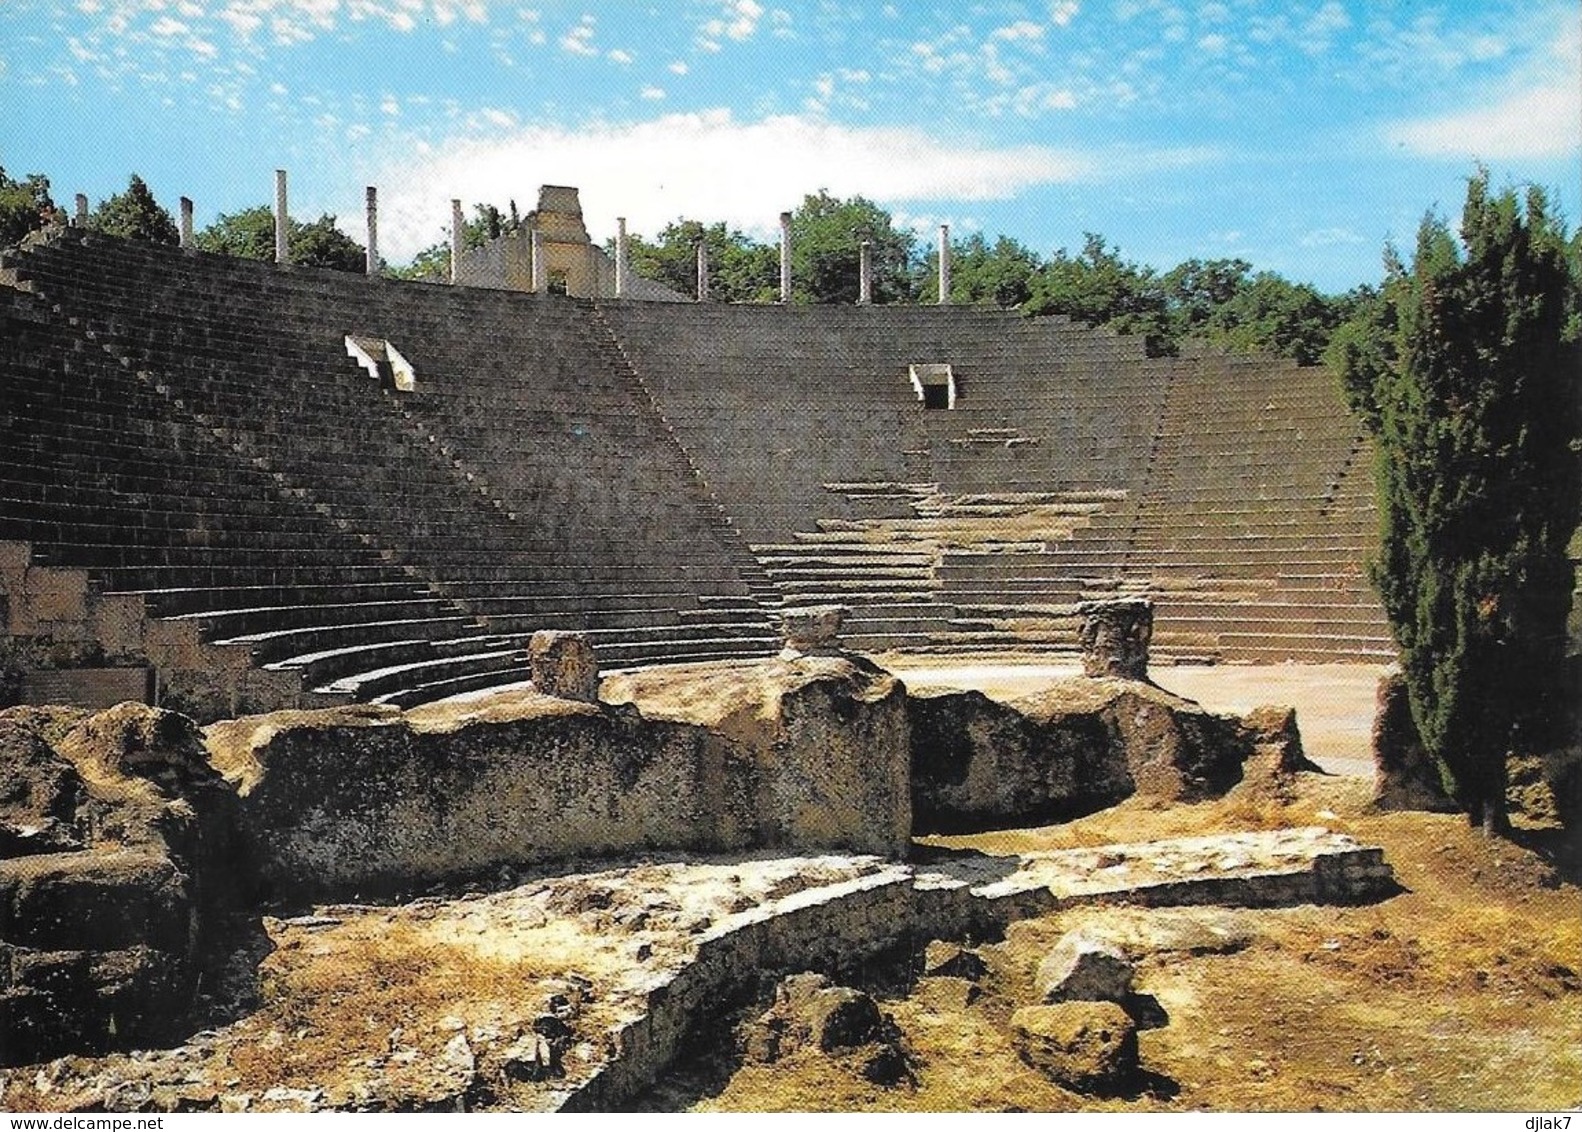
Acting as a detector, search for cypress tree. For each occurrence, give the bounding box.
[1335,172,1582,832]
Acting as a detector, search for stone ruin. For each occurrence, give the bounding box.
[0,221,1419,1108]
[0,619,1372,1079]
[0,226,1398,723]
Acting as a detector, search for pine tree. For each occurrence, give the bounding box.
[1336,171,1582,832]
[89,174,179,245]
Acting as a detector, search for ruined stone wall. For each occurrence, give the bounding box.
[206,699,747,897]
[206,655,912,899]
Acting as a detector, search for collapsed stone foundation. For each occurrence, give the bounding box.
[2,632,1337,1074]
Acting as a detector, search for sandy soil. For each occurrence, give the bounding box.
[654,773,1581,1113]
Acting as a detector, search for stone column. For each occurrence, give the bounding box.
[274,169,289,264]
[1076,598,1152,680]
[530,227,547,292]
[696,239,710,302]
[364,186,378,276]
[450,198,464,284]
[779,210,793,303]
[73,194,88,227]
[937,223,951,305]
[858,240,873,305]
[179,197,194,248]
[615,216,629,298]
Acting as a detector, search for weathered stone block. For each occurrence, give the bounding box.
[779,604,847,658]
[23,567,89,623]
[1010,1002,1140,1094]
[1076,598,1153,681]
[1035,930,1135,1004]
[529,630,601,703]
[89,593,148,658]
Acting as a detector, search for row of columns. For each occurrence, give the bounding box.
[91,168,959,301]
[604,210,954,305]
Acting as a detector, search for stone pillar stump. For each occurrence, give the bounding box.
[529,630,600,702]
[780,604,848,659]
[1076,598,1153,680]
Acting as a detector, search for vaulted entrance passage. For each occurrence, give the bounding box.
[909,362,956,409]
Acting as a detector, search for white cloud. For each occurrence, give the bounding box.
[560,18,596,56]
[699,0,764,47]
[640,85,664,100]
[1385,19,1581,160]
[1386,80,1580,159]
[1049,2,1078,27]
[373,110,1112,259]
[991,20,1044,43]
[667,59,688,74]
[607,48,631,64]
[1300,226,1365,248]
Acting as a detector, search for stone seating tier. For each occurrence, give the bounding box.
[3,232,1393,704]
[3,235,777,710]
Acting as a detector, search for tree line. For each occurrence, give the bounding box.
[1,166,367,272]
[2,159,1579,835]
[7,166,1388,364]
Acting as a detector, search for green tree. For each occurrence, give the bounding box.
[789,190,917,304]
[619,218,777,303]
[194,204,275,259]
[196,205,366,272]
[1198,271,1343,365]
[1158,257,1253,342]
[88,174,178,245]
[290,214,366,271]
[920,232,1042,307]
[1024,233,1169,348]
[0,165,59,247]
[1334,172,1582,832]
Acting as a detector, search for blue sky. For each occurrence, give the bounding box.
[2,1,1577,291]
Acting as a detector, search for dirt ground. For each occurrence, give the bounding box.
[650,655,1582,1113]
[7,659,1576,1113]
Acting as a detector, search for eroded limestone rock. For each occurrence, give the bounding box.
[911,677,1252,830]
[1371,673,1456,812]
[742,972,911,1085]
[921,940,988,982]
[0,703,241,1066]
[1240,704,1319,774]
[211,654,911,899]
[602,653,911,857]
[1010,1001,1140,1095]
